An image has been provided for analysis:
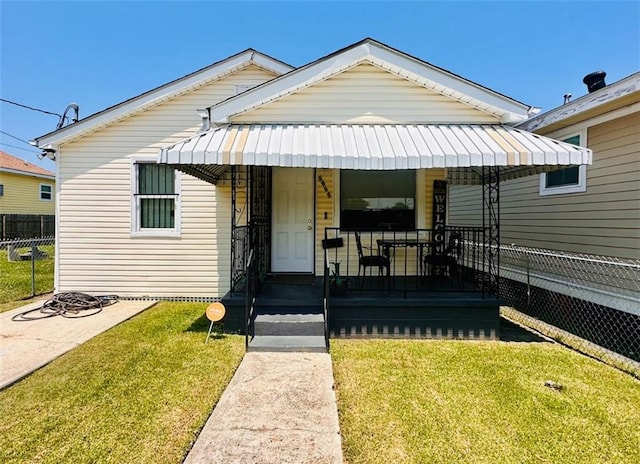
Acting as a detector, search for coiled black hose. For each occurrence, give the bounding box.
[11,292,119,321]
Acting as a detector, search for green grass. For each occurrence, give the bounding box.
[0,302,245,464]
[332,339,640,464]
[0,244,54,310]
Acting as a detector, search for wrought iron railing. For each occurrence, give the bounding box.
[231,225,249,294]
[323,226,486,297]
[244,249,256,349]
[323,248,331,351]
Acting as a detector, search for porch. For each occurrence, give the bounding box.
[222,231,501,345]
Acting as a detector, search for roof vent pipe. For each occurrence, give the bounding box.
[583,71,607,93]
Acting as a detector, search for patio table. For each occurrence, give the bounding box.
[376,238,437,276]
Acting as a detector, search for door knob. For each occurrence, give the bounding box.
[307,225,312,230]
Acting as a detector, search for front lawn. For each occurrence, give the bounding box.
[332,339,640,464]
[0,302,245,464]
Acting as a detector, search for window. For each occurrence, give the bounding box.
[40,183,53,201]
[0,184,4,196]
[132,161,181,236]
[540,133,587,196]
[340,170,416,230]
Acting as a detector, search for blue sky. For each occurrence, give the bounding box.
[1,1,638,169]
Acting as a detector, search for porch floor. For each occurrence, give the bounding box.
[222,275,502,339]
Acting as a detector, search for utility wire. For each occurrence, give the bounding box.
[0,130,33,146]
[0,98,62,118]
[0,142,40,154]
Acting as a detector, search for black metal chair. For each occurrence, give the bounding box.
[424,232,463,279]
[354,232,391,288]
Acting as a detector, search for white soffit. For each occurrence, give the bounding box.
[208,40,532,125]
[159,124,592,184]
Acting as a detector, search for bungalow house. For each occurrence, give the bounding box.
[34,39,591,343]
[0,150,55,215]
[0,150,55,239]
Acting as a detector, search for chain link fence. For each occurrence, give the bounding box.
[0,237,55,307]
[498,244,640,377]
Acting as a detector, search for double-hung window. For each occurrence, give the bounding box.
[540,133,587,196]
[132,160,181,236]
[340,170,416,230]
[40,183,53,201]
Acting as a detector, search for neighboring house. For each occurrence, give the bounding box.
[451,71,640,260]
[0,150,55,215]
[34,39,591,337]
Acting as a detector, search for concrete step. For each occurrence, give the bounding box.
[248,335,327,353]
[254,313,325,336]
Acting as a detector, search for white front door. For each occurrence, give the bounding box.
[271,168,314,273]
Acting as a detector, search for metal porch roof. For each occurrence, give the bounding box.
[158,124,592,185]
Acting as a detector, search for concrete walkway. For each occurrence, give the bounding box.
[0,298,156,389]
[184,352,344,464]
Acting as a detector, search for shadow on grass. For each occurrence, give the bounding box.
[185,313,228,340]
[500,317,548,343]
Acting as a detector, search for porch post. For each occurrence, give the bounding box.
[230,165,238,294]
[482,166,500,298]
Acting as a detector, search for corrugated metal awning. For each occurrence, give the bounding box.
[159,124,592,185]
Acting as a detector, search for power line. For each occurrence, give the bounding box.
[0,142,40,154]
[0,130,33,146]
[0,98,62,118]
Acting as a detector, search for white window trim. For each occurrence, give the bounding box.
[130,156,182,237]
[539,129,588,196]
[39,183,53,201]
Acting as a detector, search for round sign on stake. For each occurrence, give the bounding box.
[206,302,226,322]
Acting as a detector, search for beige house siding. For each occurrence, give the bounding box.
[56,66,275,297]
[233,63,500,124]
[449,112,640,259]
[0,172,55,214]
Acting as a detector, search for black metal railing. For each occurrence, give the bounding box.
[244,249,256,349]
[323,249,330,350]
[231,225,249,294]
[323,226,486,297]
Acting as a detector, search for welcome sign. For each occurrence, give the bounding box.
[431,180,447,253]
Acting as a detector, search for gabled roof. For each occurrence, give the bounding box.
[516,71,640,133]
[35,49,294,147]
[207,38,534,125]
[0,151,55,179]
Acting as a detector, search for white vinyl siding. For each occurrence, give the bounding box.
[233,63,500,125]
[449,112,640,259]
[55,66,274,298]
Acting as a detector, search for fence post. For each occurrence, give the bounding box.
[526,254,531,311]
[31,243,36,297]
